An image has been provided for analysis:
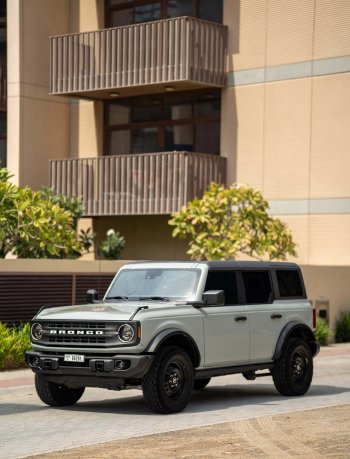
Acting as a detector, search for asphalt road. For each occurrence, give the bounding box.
[1,345,350,459]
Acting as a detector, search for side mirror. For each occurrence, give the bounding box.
[202,290,225,306]
[86,289,98,304]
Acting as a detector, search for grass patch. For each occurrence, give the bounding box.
[315,317,330,346]
[0,323,31,370]
[335,311,350,343]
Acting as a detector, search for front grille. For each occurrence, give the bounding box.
[47,322,106,329]
[48,336,106,344]
[37,321,121,348]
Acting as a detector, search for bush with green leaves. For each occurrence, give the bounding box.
[0,168,84,258]
[315,317,330,346]
[79,228,96,253]
[0,323,31,370]
[100,229,125,260]
[169,183,297,261]
[335,311,350,343]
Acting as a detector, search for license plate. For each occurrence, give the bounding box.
[64,354,85,363]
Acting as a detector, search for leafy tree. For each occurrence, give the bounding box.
[39,187,84,230]
[0,168,83,258]
[169,183,297,261]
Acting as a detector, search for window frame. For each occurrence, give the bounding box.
[273,268,306,300]
[239,270,275,306]
[104,90,221,155]
[105,0,220,27]
[204,269,241,306]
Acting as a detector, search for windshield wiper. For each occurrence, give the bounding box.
[137,296,170,302]
[105,296,129,301]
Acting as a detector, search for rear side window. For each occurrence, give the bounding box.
[205,271,239,305]
[242,271,272,304]
[276,270,303,298]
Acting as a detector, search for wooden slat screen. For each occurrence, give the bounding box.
[0,274,115,326]
[50,151,227,217]
[0,275,73,326]
[50,17,227,95]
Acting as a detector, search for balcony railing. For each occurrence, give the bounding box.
[50,17,227,98]
[50,152,227,216]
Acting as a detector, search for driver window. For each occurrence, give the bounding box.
[204,271,239,305]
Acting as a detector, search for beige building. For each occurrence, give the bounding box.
[4,0,350,327]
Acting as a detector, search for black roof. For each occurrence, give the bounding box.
[203,261,299,269]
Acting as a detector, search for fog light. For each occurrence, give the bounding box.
[115,360,127,370]
[31,356,39,367]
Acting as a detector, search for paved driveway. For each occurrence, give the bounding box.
[1,345,350,459]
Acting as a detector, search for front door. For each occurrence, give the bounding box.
[201,270,249,367]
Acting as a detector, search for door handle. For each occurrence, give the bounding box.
[235,316,247,322]
[271,314,282,319]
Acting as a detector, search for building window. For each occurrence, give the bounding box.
[104,89,221,155]
[105,0,223,28]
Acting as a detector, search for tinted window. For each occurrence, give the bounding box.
[204,271,239,305]
[276,270,303,298]
[242,271,272,304]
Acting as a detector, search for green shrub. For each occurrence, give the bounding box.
[0,323,31,370]
[314,317,330,346]
[100,229,125,260]
[335,311,350,343]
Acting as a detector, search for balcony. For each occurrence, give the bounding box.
[50,17,227,99]
[50,152,227,216]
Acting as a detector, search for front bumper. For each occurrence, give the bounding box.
[25,350,153,389]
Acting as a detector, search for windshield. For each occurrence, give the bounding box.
[106,268,200,300]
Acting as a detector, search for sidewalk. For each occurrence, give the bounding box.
[1,342,349,389]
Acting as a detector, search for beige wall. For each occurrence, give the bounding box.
[7,0,70,189]
[225,0,350,72]
[69,0,104,159]
[93,216,189,261]
[301,265,350,333]
[222,0,350,267]
[7,0,105,189]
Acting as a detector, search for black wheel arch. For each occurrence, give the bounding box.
[273,321,319,360]
[145,328,201,368]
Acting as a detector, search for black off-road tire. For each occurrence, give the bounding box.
[272,338,313,396]
[142,346,194,414]
[35,374,85,406]
[193,378,211,390]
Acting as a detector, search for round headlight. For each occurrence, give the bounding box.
[117,324,135,343]
[31,323,43,341]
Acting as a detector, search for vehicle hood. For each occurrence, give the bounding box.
[35,301,176,321]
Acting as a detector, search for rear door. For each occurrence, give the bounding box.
[201,270,249,367]
[241,270,286,362]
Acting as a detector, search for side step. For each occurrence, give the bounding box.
[242,371,272,381]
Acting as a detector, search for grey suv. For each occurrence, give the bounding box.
[26,261,319,414]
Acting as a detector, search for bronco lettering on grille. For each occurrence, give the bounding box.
[49,330,104,335]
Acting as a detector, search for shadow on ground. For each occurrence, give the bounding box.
[1,383,349,416]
